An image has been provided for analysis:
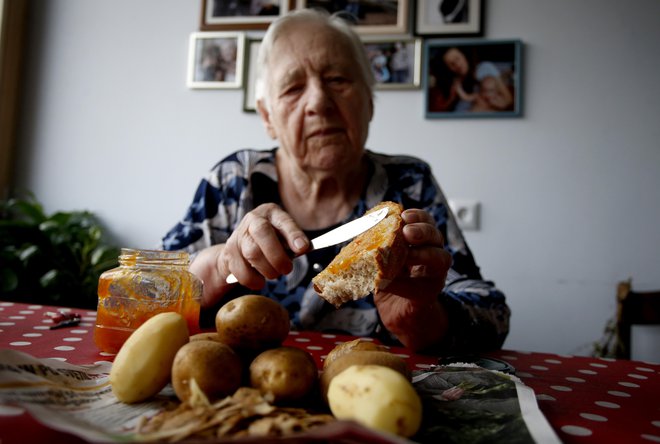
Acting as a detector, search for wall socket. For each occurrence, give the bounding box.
[448,199,481,231]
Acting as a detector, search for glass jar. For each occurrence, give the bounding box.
[94,248,202,353]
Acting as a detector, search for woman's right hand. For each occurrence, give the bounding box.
[190,203,309,307]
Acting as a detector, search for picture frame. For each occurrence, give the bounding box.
[423,39,523,118]
[363,37,422,90]
[200,0,293,31]
[243,38,262,112]
[415,0,484,37]
[300,0,409,35]
[187,32,245,89]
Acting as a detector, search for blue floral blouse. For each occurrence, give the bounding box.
[161,149,510,352]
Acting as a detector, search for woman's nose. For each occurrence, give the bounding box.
[304,80,333,115]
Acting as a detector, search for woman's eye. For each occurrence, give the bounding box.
[282,84,303,95]
[327,76,347,85]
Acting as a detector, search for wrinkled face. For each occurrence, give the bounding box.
[257,22,373,172]
[443,48,469,76]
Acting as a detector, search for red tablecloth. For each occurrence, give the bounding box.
[1,301,659,443]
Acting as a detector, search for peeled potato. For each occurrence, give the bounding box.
[215,295,289,352]
[327,364,422,438]
[171,340,242,403]
[110,312,189,403]
[249,346,318,404]
[319,350,410,402]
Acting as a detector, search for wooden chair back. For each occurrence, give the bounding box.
[616,279,660,359]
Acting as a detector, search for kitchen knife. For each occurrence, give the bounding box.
[225,206,389,284]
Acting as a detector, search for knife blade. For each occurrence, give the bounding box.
[225,206,389,284]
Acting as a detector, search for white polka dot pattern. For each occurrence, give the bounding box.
[629,373,649,380]
[607,390,631,397]
[550,385,572,392]
[506,347,660,443]
[0,301,658,444]
[0,406,25,416]
[595,401,620,409]
[561,425,593,436]
[580,413,607,422]
[531,365,549,371]
[566,377,586,383]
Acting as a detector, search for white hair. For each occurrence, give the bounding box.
[254,8,375,111]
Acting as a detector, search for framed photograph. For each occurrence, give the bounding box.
[243,39,262,112]
[201,0,293,30]
[187,32,245,89]
[415,0,484,36]
[424,39,523,118]
[300,0,409,35]
[363,37,422,90]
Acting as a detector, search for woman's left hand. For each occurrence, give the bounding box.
[373,208,452,351]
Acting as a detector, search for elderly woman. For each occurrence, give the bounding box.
[161,9,510,353]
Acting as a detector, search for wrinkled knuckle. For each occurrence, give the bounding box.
[249,217,272,237]
[241,240,261,262]
[261,202,281,213]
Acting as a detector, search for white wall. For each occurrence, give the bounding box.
[14,0,660,355]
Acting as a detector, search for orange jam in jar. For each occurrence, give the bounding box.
[94,248,202,354]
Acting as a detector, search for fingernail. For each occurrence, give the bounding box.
[294,237,307,251]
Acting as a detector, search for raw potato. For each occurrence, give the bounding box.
[189,332,222,343]
[110,312,189,403]
[319,350,410,402]
[171,340,242,403]
[249,346,318,403]
[216,295,289,352]
[327,365,422,438]
[322,338,389,370]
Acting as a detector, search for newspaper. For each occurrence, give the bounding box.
[412,365,561,444]
[0,349,164,442]
[0,349,559,443]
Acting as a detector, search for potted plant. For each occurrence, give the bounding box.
[0,193,119,309]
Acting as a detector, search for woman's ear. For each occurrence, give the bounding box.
[256,99,277,139]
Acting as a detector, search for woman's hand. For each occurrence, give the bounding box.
[190,203,309,307]
[374,208,452,351]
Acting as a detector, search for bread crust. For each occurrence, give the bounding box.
[312,201,408,307]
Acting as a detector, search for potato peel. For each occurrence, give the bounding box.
[135,387,334,442]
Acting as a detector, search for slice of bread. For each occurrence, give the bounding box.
[312,201,408,308]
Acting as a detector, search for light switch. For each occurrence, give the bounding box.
[448,199,480,231]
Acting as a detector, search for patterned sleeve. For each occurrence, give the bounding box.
[439,269,511,353]
[159,174,230,254]
[378,155,511,353]
[159,150,264,254]
[428,169,510,353]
